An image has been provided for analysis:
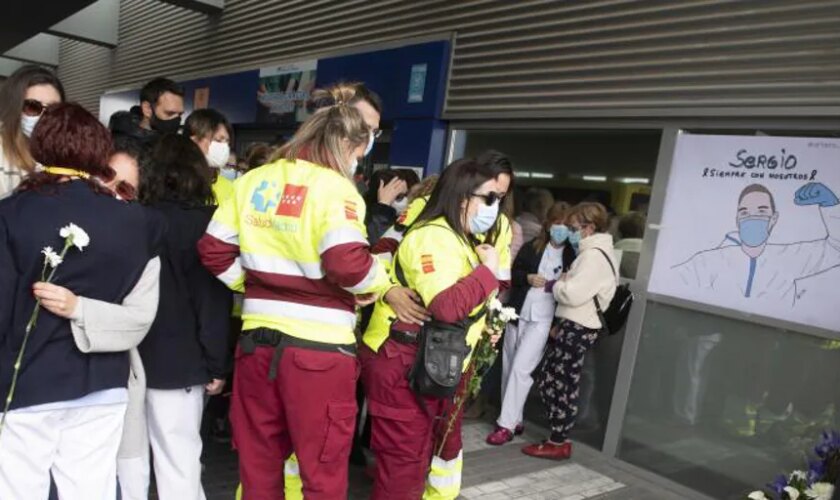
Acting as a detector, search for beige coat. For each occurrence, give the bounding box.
[553,233,618,330]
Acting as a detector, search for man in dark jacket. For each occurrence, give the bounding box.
[109,78,184,145]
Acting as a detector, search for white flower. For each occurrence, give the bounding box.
[499,306,519,323]
[747,492,769,500]
[41,247,63,268]
[488,298,503,312]
[59,223,90,251]
[784,486,800,500]
[805,483,835,500]
[790,470,807,482]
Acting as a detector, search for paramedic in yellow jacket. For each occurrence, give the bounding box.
[198,84,393,500]
[361,158,502,499]
[373,150,515,291]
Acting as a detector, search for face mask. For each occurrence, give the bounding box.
[469,199,500,234]
[550,224,570,245]
[206,141,230,169]
[150,112,181,134]
[568,230,582,249]
[220,166,239,181]
[738,216,772,247]
[345,157,359,179]
[391,197,408,213]
[20,115,40,138]
[364,131,375,157]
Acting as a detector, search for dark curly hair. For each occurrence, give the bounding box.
[140,133,214,206]
[111,135,151,201]
[18,102,115,196]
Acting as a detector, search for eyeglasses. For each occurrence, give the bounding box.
[372,129,383,139]
[472,192,501,206]
[22,99,51,117]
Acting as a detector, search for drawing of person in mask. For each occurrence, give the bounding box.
[673,182,840,302]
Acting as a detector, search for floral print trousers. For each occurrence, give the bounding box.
[537,319,600,443]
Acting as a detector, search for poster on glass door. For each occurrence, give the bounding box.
[256,59,317,126]
[648,133,840,332]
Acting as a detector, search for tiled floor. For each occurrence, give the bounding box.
[198,419,707,500]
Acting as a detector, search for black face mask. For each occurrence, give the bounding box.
[150,111,181,134]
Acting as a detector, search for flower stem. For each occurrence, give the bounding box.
[435,340,483,457]
[0,239,72,441]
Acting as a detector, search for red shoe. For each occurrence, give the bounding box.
[514,424,525,436]
[486,426,514,446]
[522,441,572,460]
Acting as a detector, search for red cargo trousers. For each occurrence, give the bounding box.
[230,345,359,500]
[360,340,468,500]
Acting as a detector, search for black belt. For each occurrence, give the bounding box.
[239,328,357,380]
[389,329,420,345]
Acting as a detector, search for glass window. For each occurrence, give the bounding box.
[619,301,840,499]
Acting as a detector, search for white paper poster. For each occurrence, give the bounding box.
[648,133,840,332]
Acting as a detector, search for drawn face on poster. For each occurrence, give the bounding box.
[256,60,317,126]
[648,134,840,333]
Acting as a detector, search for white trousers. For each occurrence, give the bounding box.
[498,319,552,430]
[0,402,127,500]
[146,386,206,500]
[117,455,150,500]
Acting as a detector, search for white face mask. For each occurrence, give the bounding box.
[364,130,375,157]
[391,196,409,213]
[343,157,358,179]
[206,141,230,169]
[21,115,40,138]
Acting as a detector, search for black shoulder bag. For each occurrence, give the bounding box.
[592,248,634,336]
[393,249,486,399]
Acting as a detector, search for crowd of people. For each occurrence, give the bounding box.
[0,64,626,500]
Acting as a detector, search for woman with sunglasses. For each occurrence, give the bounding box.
[0,65,65,199]
[361,158,501,499]
[0,103,162,499]
[522,202,618,461]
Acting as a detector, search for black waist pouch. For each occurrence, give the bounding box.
[407,320,472,398]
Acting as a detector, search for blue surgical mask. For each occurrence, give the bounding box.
[364,131,375,157]
[550,224,569,245]
[469,200,499,234]
[220,166,239,181]
[738,216,772,247]
[568,230,582,249]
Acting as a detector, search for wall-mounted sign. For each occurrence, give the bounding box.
[408,63,427,103]
[193,87,210,110]
[648,133,840,332]
[257,60,317,126]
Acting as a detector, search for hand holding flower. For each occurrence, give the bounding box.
[32,282,79,319]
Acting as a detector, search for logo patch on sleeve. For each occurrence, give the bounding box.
[276,184,308,218]
[421,254,435,274]
[344,200,359,221]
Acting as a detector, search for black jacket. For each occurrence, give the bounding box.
[365,202,398,245]
[138,201,232,389]
[507,238,576,315]
[0,181,161,409]
[109,110,159,146]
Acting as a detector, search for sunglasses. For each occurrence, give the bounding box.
[22,99,52,117]
[472,192,503,206]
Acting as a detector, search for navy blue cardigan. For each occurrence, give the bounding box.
[138,201,232,389]
[0,181,162,410]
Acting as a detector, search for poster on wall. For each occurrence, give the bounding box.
[648,133,840,332]
[256,60,317,126]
